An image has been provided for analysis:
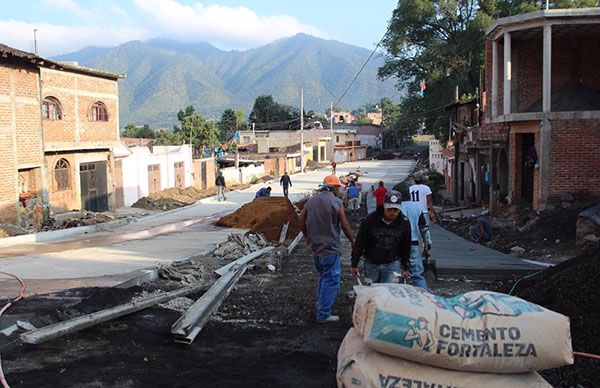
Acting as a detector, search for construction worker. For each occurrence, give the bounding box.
[255,186,272,198]
[409,173,436,222]
[346,181,361,211]
[351,190,411,283]
[280,172,292,198]
[397,183,430,290]
[215,172,226,201]
[468,213,493,243]
[300,175,354,323]
[372,181,388,212]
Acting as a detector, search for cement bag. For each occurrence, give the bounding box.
[352,284,572,373]
[337,328,551,388]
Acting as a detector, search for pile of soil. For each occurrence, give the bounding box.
[216,197,301,242]
[133,186,216,210]
[509,246,600,386]
[0,224,28,238]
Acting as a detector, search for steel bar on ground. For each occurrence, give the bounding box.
[20,281,209,345]
[172,263,248,344]
[287,233,303,255]
[278,222,290,244]
[214,246,274,277]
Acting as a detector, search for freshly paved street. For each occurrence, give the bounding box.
[0,158,543,297]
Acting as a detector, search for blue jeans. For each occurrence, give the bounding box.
[283,185,289,197]
[410,244,428,290]
[363,260,400,283]
[313,254,341,320]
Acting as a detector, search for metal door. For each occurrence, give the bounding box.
[114,159,124,208]
[201,161,207,190]
[80,161,108,212]
[174,162,185,189]
[148,164,161,194]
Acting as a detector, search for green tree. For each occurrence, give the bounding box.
[171,106,221,149]
[235,110,246,130]
[153,129,184,146]
[249,95,300,130]
[121,123,155,138]
[219,108,237,141]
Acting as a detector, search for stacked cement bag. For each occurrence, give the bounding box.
[337,328,552,388]
[352,284,572,372]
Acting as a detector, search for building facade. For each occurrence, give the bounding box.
[0,44,124,227]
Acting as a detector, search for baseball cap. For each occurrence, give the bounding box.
[383,190,402,210]
[323,175,345,188]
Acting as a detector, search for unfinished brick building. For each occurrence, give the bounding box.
[0,44,124,227]
[479,8,600,210]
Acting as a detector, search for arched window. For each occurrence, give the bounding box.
[89,101,108,121]
[42,97,62,120]
[54,158,70,191]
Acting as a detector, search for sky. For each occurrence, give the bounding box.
[1,0,398,57]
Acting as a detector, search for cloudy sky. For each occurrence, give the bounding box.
[2,0,398,56]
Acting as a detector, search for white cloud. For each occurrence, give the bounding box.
[0,20,151,57]
[132,0,324,48]
[1,0,324,56]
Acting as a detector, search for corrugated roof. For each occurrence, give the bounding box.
[0,43,125,80]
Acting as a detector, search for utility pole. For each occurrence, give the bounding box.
[33,29,38,55]
[300,85,304,172]
[330,101,334,162]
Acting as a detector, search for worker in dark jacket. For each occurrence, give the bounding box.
[215,172,226,201]
[280,172,292,197]
[255,186,272,198]
[351,190,412,283]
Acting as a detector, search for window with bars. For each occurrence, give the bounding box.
[54,158,70,191]
[42,97,63,120]
[89,101,109,121]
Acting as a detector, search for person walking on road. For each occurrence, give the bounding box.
[215,172,226,201]
[331,161,337,175]
[300,175,355,323]
[468,214,493,243]
[346,182,361,211]
[398,183,430,290]
[351,190,411,283]
[280,172,292,198]
[372,181,388,212]
[255,186,272,198]
[409,173,436,222]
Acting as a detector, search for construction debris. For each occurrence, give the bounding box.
[213,233,269,261]
[133,186,216,210]
[216,197,301,242]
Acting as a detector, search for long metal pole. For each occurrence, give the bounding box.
[330,101,334,162]
[300,85,304,172]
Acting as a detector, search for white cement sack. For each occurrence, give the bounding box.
[337,328,551,388]
[353,284,572,373]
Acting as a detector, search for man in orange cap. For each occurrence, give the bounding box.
[300,175,355,323]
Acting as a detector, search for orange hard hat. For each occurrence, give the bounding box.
[323,175,344,187]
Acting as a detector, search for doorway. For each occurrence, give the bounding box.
[521,133,535,204]
[80,161,108,212]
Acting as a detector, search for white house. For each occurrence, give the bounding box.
[429,139,444,175]
[114,141,193,206]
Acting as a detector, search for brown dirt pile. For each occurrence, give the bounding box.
[510,245,600,386]
[133,186,217,210]
[216,197,301,242]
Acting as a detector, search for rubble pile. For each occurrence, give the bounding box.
[158,259,205,285]
[339,169,364,186]
[216,197,301,242]
[0,224,28,238]
[213,233,269,261]
[133,187,215,211]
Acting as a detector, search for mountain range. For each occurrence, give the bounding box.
[53,34,401,129]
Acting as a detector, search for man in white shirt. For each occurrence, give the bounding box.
[408,173,436,222]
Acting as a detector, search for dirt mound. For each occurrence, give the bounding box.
[133,186,214,210]
[216,197,301,242]
[0,224,28,238]
[510,246,600,385]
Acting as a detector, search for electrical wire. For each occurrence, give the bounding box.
[0,271,26,388]
[333,28,390,110]
[573,351,600,361]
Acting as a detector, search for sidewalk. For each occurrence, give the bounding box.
[365,177,545,276]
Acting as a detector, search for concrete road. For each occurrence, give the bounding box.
[0,159,415,297]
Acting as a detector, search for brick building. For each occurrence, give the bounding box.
[0,44,124,227]
[479,9,600,210]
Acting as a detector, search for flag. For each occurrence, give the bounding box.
[419,79,426,97]
[228,131,240,145]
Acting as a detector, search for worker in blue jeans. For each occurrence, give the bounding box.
[300,175,355,323]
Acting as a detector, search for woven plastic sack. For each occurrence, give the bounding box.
[352,284,572,373]
[337,328,551,388]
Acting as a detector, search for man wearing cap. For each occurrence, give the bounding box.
[300,175,355,323]
[351,190,411,283]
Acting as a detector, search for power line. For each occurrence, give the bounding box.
[333,27,390,110]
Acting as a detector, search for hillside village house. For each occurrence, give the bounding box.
[479,8,600,210]
[0,44,124,227]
